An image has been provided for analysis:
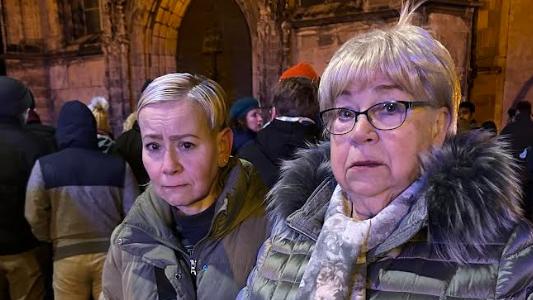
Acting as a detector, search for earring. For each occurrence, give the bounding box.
[219,158,228,167]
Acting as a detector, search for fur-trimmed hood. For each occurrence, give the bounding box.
[267,130,526,262]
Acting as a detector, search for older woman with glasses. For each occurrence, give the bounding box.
[239,4,533,300]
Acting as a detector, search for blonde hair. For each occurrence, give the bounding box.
[122,112,137,132]
[88,96,111,134]
[319,1,460,134]
[137,73,228,131]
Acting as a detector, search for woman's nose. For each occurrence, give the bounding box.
[347,114,378,144]
[162,149,183,175]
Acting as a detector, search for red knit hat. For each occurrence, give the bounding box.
[279,63,319,82]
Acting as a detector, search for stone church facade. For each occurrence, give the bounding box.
[0,0,486,133]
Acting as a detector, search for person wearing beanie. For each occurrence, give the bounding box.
[279,62,319,82]
[0,76,48,300]
[25,100,139,299]
[88,96,115,153]
[229,97,263,154]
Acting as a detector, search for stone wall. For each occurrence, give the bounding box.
[0,0,484,131]
[503,0,533,119]
[48,57,108,115]
[470,0,533,127]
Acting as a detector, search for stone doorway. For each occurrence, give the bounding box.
[176,0,252,102]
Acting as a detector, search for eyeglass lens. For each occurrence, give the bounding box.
[322,102,409,134]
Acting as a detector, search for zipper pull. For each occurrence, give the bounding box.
[190,259,197,276]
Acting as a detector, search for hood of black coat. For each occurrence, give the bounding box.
[55,100,98,150]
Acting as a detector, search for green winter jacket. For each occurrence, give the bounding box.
[240,132,533,299]
[102,158,268,299]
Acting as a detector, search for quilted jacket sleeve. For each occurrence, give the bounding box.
[121,163,139,217]
[100,230,125,300]
[495,221,533,299]
[237,236,274,300]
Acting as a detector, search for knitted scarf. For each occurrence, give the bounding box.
[296,178,424,299]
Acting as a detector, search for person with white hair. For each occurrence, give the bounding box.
[88,96,114,153]
[101,73,268,299]
[239,3,533,299]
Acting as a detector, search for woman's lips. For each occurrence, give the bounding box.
[350,160,383,168]
[161,184,187,189]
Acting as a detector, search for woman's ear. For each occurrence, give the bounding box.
[270,106,277,119]
[217,127,233,167]
[432,107,450,146]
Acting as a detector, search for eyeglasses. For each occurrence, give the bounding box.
[320,101,431,135]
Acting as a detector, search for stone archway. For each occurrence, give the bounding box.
[176,0,252,101]
[120,0,284,108]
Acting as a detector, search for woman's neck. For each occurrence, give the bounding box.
[176,175,222,216]
[348,192,396,220]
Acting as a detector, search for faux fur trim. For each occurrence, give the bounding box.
[422,131,523,263]
[267,142,332,230]
[268,131,525,261]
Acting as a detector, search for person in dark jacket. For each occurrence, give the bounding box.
[112,80,153,191]
[25,108,57,153]
[457,101,479,133]
[238,76,321,188]
[500,100,533,159]
[112,120,149,191]
[229,97,263,155]
[239,4,533,299]
[101,73,268,299]
[500,101,533,221]
[0,76,48,300]
[25,101,138,299]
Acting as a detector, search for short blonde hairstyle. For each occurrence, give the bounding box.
[319,3,460,134]
[137,73,228,131]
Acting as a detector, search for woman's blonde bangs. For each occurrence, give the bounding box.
[137,73,228,131]
[319,23,459,134]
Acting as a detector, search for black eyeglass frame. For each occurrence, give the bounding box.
[319,100,431,135]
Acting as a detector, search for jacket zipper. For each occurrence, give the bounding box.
[190,257,197,276]
[185,201,228,278]
[187,247,198,278]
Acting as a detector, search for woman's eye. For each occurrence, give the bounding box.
[337,109,355,120]
[180,142,195,151]
[145,142,160,151]
[382,103,400,114]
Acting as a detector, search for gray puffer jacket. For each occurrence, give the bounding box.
[102,158,268,300]
[240,132,533,299]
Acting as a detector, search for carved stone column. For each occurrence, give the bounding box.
[255,1,283,106]
[101,0,131,133]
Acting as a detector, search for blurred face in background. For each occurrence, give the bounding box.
[458,107,473,122]
[139,100,231,215]
[245,108,263,132]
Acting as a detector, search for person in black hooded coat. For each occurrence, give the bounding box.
[25,100,138,299]
[0,76,49,300]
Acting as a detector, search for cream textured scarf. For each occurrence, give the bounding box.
[296,179,424,299]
